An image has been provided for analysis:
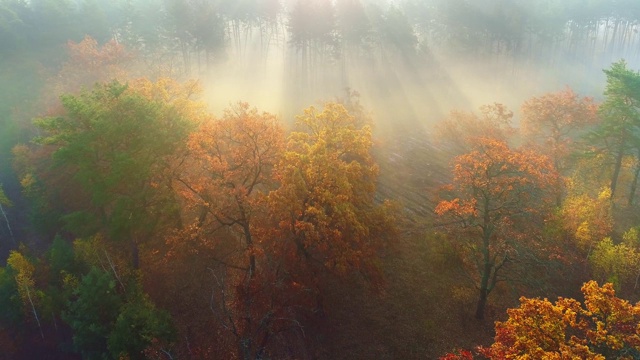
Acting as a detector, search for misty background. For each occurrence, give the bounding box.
[3,0,640,132]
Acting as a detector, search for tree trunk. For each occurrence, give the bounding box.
[0,203,15,244]
[242,221,256,277]
[475,287,489,320]
[475,247,492,320]
[611,136,626,200]
[476,226,493,319]
[25,285,44,339]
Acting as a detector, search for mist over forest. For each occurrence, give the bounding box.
[3,0,640,359]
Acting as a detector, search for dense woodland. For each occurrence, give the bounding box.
[3,0,640,359]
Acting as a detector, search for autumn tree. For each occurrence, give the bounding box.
[0,250,36,359]
[478,281,640,359]
[6,251,43,339]
[168,102,286,359]
[440,349,474,360]
[521,87,599,175]
[269,102,397,297]
[3,233,176,360]
[435,138,559,319]
[128,76,208,122]
[589,236,640,292]
[176,102,283,272]
[52,36,134,99]
[561,187,613,253]
[436,103,514,154]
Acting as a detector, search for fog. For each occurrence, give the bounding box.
[180,0,640,138]
[2,0,640,179]
[4,0,639,131]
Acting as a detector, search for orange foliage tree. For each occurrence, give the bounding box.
[176,102,284,274]
[166,102,290,359]
[435,138,559,319]
[477,281,640,359]
[521,87,598,175]
[436,103,515,154]
[48,36,134,107]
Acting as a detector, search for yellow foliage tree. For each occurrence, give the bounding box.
[561,187,613,252]
[6,251,43,339]
[589,237,640,291]
[129,77,208,123]
[478,281,640,359]
[270,102,397,288]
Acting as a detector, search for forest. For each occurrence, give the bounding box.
[3,0,640,359]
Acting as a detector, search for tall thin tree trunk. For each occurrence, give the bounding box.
[25,285,44,339]
[0,203,15,244]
